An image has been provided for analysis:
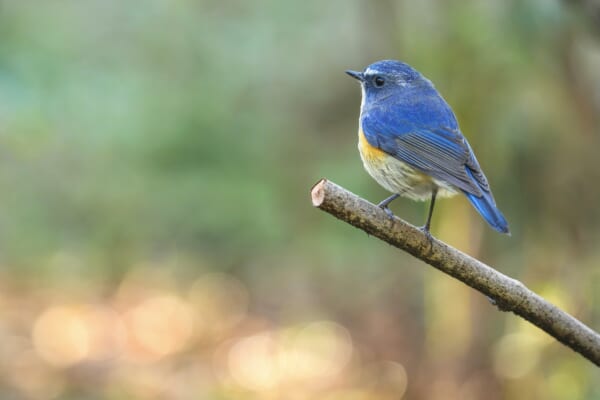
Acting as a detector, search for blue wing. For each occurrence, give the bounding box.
[361,102,509,233]
[361,108,487,196]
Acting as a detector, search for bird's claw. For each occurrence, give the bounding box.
[379,206,395,220]
[419,225,434,242]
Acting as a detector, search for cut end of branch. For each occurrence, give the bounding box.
[311,179,327,207]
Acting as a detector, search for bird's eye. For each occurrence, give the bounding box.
[373,76,385,88]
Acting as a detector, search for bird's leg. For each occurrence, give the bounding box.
[421,187,438,236]
[377,193,400,219]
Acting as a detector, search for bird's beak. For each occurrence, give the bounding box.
[345,70,364,82]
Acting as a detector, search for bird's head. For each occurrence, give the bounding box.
[346,60,432,106]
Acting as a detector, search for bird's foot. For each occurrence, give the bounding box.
[376,194,400,220]
[378,205,395,220]
[419,225,434,242]
[419,226,435,254]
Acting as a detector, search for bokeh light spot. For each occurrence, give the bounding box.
[32,306,90,367]
[227,332,280,391]
[280,321,353,384]
[188,273,249,341]
[125,295,193,360]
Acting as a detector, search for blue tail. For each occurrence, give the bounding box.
[463,190,510,234]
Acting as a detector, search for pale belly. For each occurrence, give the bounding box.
[358,129,457,201]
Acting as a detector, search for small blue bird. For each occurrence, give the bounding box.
[346,60,509,234]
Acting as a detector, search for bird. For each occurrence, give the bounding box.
[346,60,509,235]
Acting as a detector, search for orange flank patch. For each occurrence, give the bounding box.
[358,127,388,163]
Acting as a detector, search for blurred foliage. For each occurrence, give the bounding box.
[0,0,600,399]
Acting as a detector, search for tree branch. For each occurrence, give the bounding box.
[311,178,600,367]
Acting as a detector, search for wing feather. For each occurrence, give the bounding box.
[362,111,487,196]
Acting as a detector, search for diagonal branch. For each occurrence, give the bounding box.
[311,178,600,367]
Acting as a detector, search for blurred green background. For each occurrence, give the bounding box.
[1,0,600,399]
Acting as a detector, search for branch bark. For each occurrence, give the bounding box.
[311,178,600,367]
